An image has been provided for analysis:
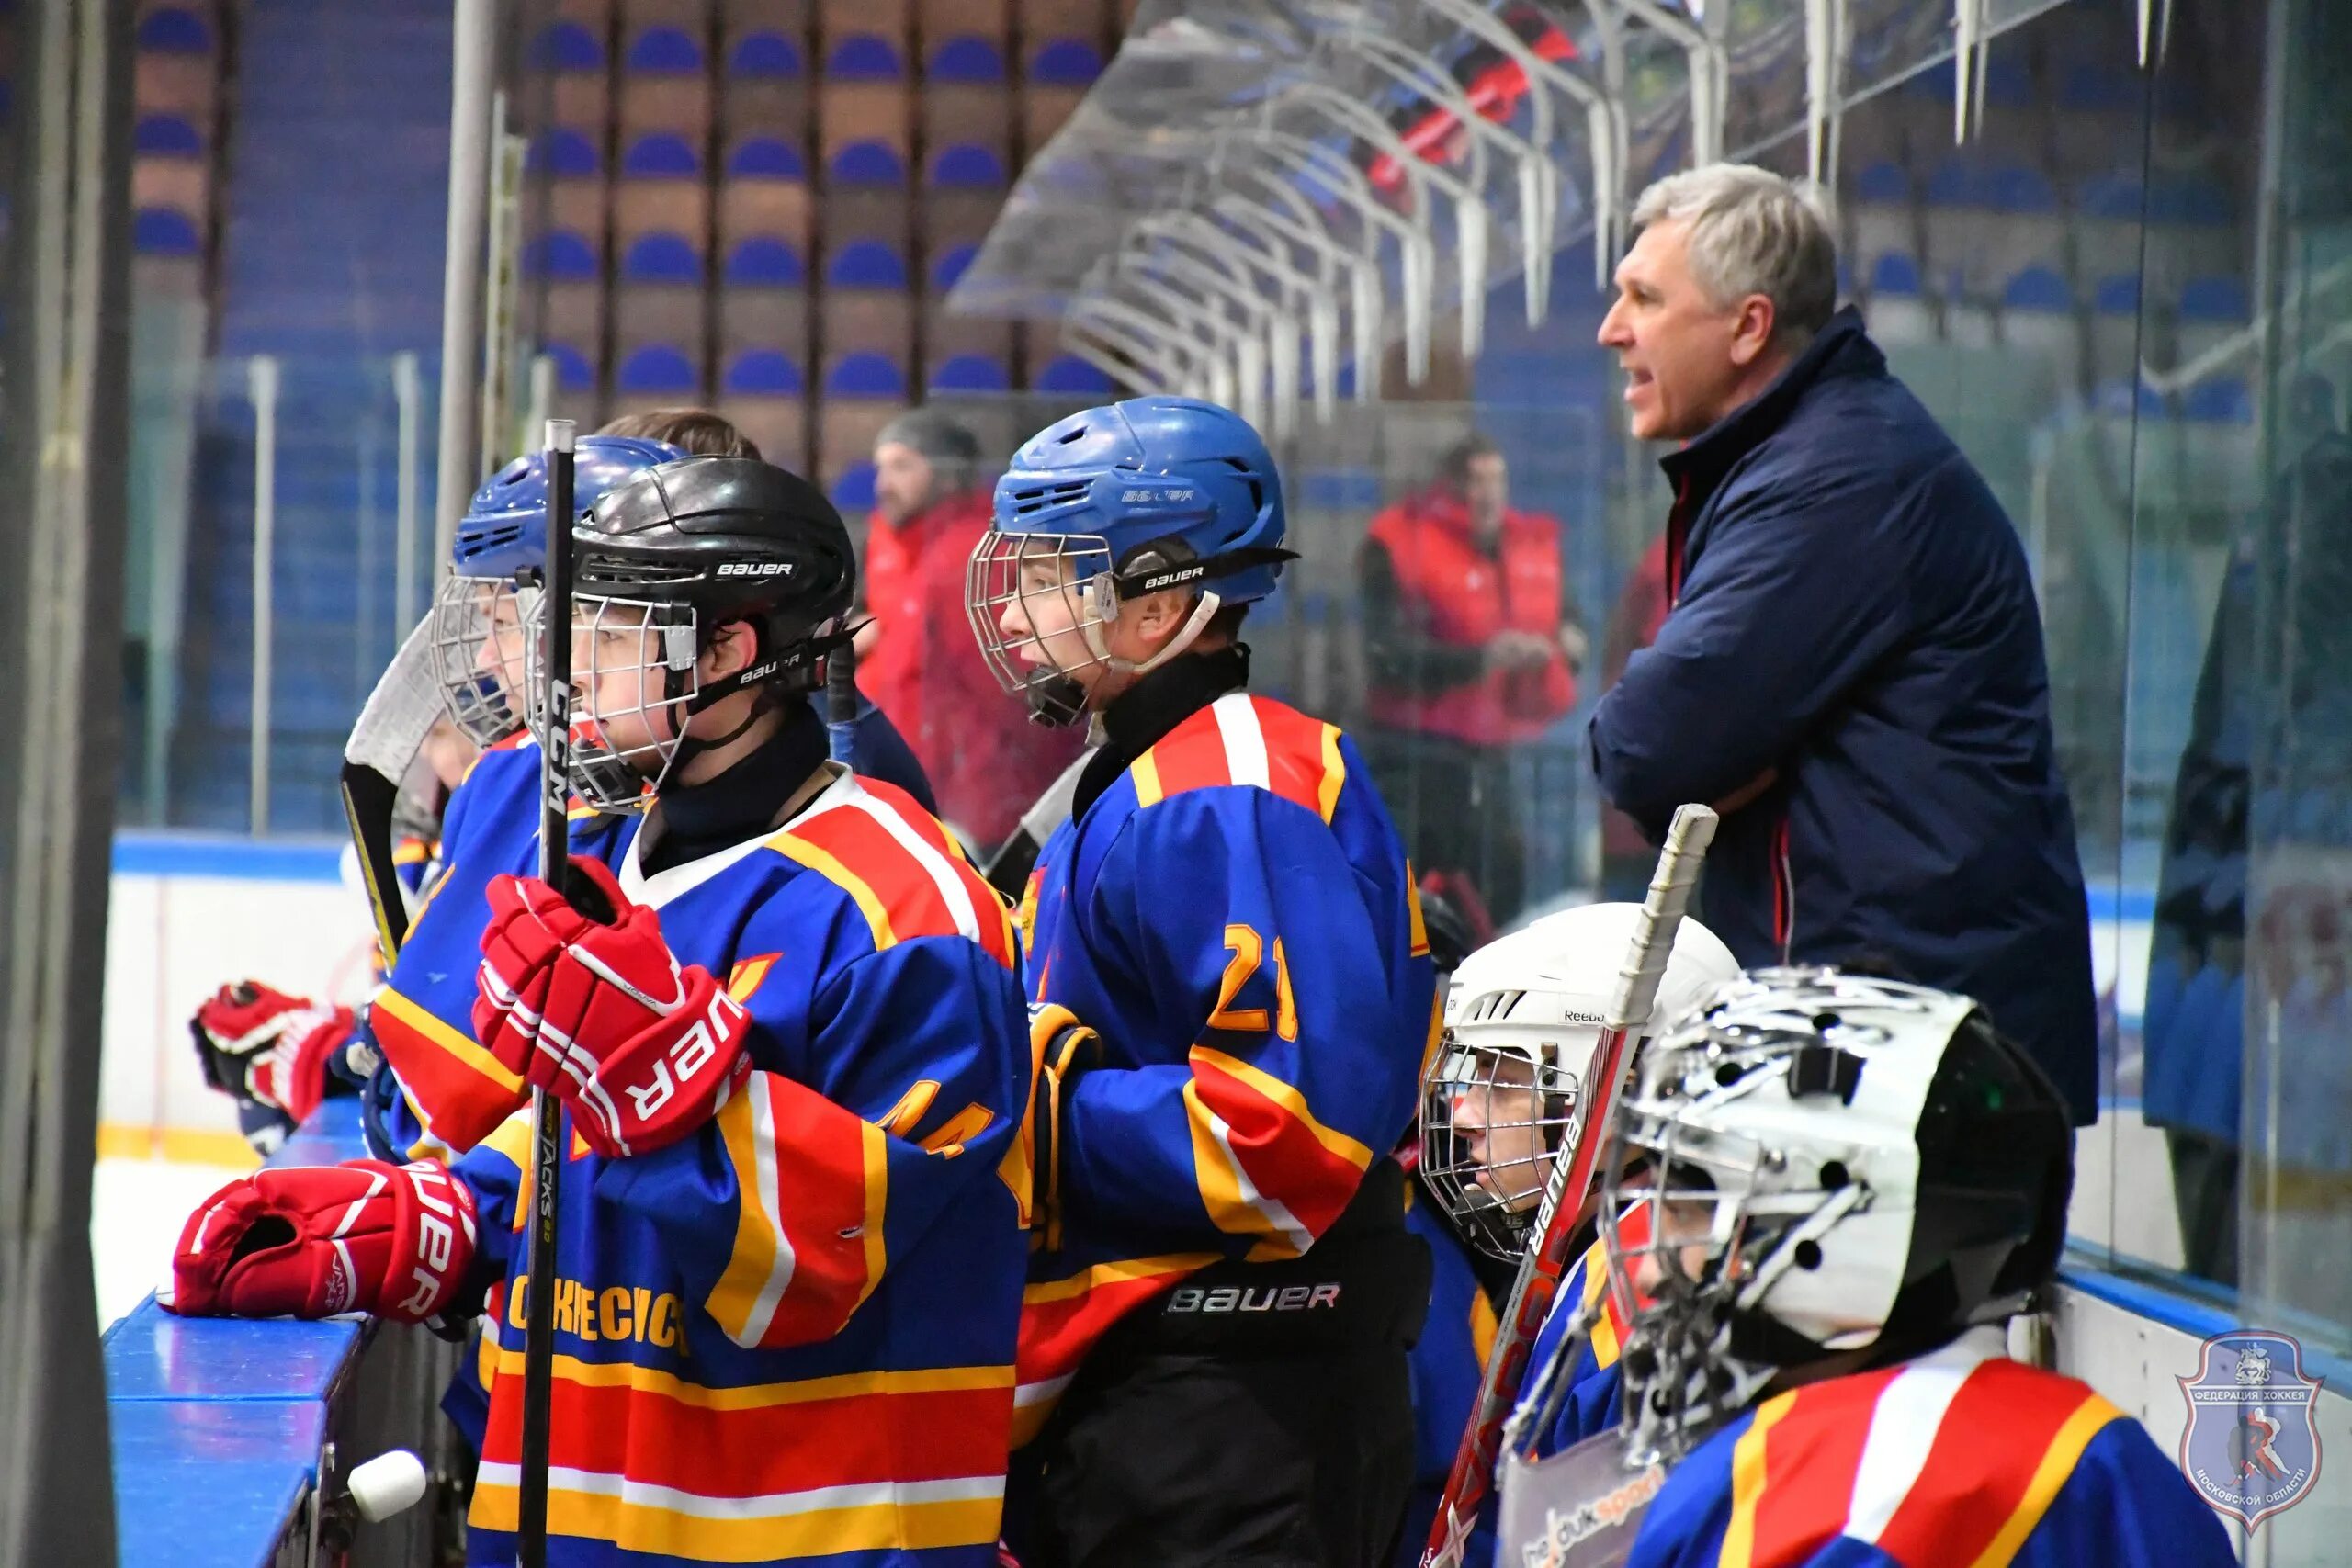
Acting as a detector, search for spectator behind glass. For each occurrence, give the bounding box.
[1587,162,2098,1122]
[860,406,1080,850]
[1359,433,1586,931]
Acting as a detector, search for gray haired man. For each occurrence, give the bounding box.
[1587,162,2099,1122]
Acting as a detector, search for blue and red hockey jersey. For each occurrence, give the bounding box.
[390,763,1033,1566]
[1617,1329,2236,1568]
[1012,691,1439,1440]
[1516,1206,1648,1461]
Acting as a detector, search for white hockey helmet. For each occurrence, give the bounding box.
[1602,967,2073,1466]
[1418,902,1740,1261]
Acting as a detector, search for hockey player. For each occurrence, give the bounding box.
[1410,902,1738,1559]
[967,397,1437,1566]
[1494,968,2237,1568]
[166,457,1034,1566]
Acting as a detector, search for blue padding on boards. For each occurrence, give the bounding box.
[111,1400,322,1568]
[112,831,345,882]
[105,1299,363,1404]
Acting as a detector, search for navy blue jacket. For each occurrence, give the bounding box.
[1589,309,2098,1122]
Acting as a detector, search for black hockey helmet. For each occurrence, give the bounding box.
[553,457,858,809]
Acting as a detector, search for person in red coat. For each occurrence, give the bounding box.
[860,408,1081,850]
[1359,434,1585,927]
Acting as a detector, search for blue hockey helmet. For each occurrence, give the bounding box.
[433,434,686,746]
[967,398,1295,726]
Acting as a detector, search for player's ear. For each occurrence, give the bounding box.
[698,619,757,681]
[1128,588,1193,648]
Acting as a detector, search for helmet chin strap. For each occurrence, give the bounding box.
[1078,586,1223,685]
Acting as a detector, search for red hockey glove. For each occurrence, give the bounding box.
[474,855,752,1158]
[161,1158,478,1323]
[189,981,355,1124]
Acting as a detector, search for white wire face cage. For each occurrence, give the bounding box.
[429,575,541,748]
[523,591,700,813]
[1417,1030,1584,1262]
[966,528,1123,725]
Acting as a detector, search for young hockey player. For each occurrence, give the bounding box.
[1412,901,1739,1559]
[166,456,1034,1567]
[1495,967,2237,1568]
[967,396,1438,1566]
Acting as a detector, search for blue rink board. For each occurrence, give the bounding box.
[107,1116,372,1567]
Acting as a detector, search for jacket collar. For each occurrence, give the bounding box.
[1659,307,1883,502]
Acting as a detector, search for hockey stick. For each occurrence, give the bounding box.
[516,418,577,1568]
[825,636,860,765]
[340,615,447,962]
[1421,803,1719,1567]
[980,745,1095,898]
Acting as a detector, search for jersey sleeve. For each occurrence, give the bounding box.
[2007,1416,2239,1568]
[1062,789,1423,1260]
[595,927,1029,1352]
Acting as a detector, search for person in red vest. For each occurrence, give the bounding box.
[859,406,1080,850]
[1359,433,1585,927]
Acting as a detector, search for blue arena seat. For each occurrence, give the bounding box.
[824,353,906,399]
[2093,378,2165,419]
[622,132,701,180]
[929,37,1007,83]
[828,141,907,186]
[526,231,599,280]
[136,6,213,55]
[729,31,806,78]
[2077,172,2145,221]
[134,115,202,157]
[930,243,978,294]
[529,20,604,72]
[626,26,704,73]
[724,349,807,397]
[725,238,807,288]
[2152,175,2233,227]
[1027,39,1103,86]
[617,344,700,396]
[728,137,806,181]
[826,35,906,82]
[831,462,878,513]
[929,355,1010,393]
[1852,160,1910,204]
[2179,275,2251,322]
[2061,62,2141,113]
[826,239,908,290]
[1869,252,1923,298]
[622,231,702,284]
[927,143,1006,188]
[530,128,600,178]
[2094,273,2142,316]
[2002,265,2073,313]
[1036,355,1115,396]
[2184,377,2254,423]
[543,342,595,391]
[1984,164,2058,214]
[1925,157,1978,208]
[133,207,201,255]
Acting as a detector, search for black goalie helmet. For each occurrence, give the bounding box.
[533,457,857,810]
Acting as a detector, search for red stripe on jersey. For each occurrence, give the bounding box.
[1869,1360,2106,1568]
[1744,1365,1908,1565]
[1144,709,1237,799]
[786,799,970,948]
[367,987,525,1154]
[475,1357,1012,1499]
[760,1073,886,1347]
[1017,1255,1217,1388]
[1189,1050,1369,1243]
[1247,695,1341,819]
[857,776,1019,970]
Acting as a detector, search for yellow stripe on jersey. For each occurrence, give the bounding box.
[1188,1045,1374,1172]
[373,985,525,1097]
[1129,748,1165,809]
[763,832,899,949]
[470,1471,1002,1562]
[480,1346,1012,1411]
[1720,1393,1796,1568]
[854,1121,890,1315]
[1317,722,1347,823]
[1963,1393,2123,1568]
[704,1088,785,1346]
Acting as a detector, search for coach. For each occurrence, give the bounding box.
[1588,163,2098,1122]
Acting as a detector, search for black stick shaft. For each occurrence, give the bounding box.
[517,418,576,1568]
[826,637,859,765]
